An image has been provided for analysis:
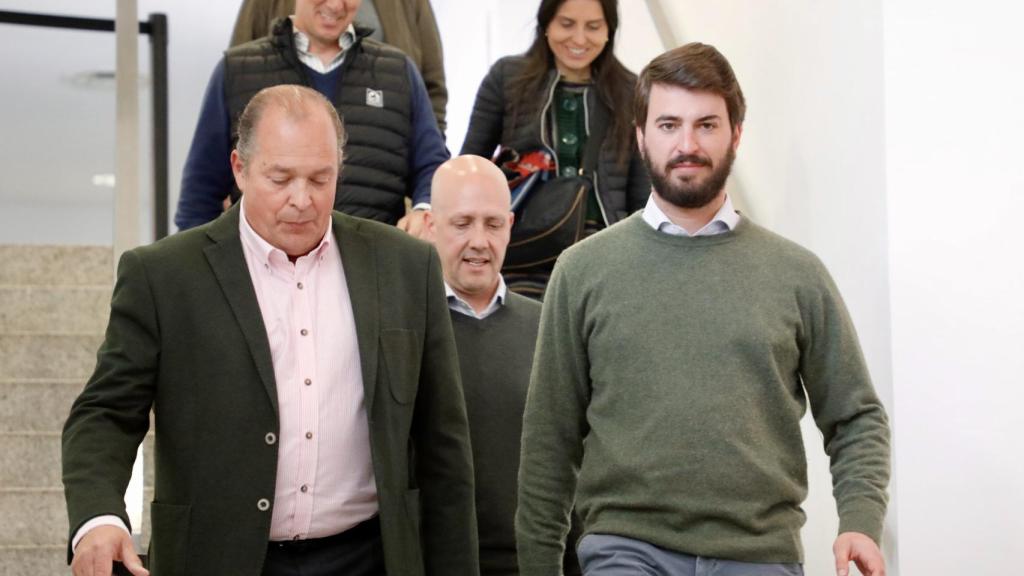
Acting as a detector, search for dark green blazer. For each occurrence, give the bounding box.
[62,207,479,576]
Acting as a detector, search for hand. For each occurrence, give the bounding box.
[833,531,885,576]
[71,525,149,576]
[397,210,430,240]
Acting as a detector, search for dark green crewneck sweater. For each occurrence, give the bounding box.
[516,213,890,573]
[451,293,581,576]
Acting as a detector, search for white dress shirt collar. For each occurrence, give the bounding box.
[291,19,357,74]
[642,193,741,237]
[445,276,508,320]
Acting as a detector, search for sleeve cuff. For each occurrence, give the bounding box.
[838,506,886,544]
[412,202,431,211]
[72,515,131,551]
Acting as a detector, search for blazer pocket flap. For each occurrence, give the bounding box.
[381,329,423,404]
[148,501,191,576]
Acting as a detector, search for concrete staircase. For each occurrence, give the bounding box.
[0,245,113,575]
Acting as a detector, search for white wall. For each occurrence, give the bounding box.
[884,2,1024,573]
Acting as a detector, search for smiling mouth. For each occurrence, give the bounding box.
[568,47,588,56]
[463,256,491,267]
[317,11,343,25]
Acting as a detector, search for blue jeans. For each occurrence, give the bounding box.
[577,534,804,576]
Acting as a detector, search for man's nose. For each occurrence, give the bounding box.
[467,224,488,247]
[676,126,700,156]
[288,181,314,209]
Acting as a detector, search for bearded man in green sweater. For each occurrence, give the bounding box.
[427,155,582,575]
[516,43,891,576]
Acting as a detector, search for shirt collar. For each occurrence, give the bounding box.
[239,198,333,269]
[445,276,508,320]
[641,193,741,237]
[291,19,357,73]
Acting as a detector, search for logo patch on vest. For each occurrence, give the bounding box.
[366,88,384,108]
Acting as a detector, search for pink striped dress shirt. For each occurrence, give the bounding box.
[239,201,378,541]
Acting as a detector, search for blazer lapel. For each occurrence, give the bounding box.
[203,207,279,413]
[333,213,380,411]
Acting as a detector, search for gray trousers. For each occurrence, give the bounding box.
[577,534,804,576]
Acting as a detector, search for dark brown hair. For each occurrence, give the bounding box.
[634,42,746,132]
[508,0,636,163]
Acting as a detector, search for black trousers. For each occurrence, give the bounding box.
[261,517,386,576]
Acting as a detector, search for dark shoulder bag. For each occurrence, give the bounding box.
[503,121,606,270]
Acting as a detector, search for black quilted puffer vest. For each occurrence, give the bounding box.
[225,19,412,224]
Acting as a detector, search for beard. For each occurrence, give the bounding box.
[644,146,736,210]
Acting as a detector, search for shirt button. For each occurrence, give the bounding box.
[257,498,270,511]
[304,378,312,386]
[561,133,578,146]
[561,166,578,178]
[300,329,308,336]
[305,432,313,439]
[297,282,304,290]
[300,485,309,493]
[562,98,578,112]
[264,432,276,445]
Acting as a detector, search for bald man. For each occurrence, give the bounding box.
[426,156,580,576]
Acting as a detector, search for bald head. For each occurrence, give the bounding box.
[431,155,511,215]
[428,155,514,313]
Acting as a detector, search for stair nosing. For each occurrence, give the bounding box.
[0,487,64,493]
[0,284,112,290]
[0,544,66,550]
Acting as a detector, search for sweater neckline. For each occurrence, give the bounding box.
[625,211,750,248]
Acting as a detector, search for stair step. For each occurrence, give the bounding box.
[0,433,154,487]
[0,286,111,335]
[0,334,103,380]
[0,486,153,549]
[0,433,60,487]
[0,380,84,433]
[0,245,111,287]
[0,546,67,576]
[0,489,67,547]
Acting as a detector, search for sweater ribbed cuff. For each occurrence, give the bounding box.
[838,503,886,544]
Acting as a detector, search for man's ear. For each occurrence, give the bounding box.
[230,149,247,191]
[635,126,646,158]
[731,123,743,151]
[423,210,436,243]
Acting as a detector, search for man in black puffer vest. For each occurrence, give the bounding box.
[175,0,447,236]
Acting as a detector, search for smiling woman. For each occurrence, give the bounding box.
[460,0,650,299]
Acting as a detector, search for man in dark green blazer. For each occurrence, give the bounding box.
[62,85,478,576]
